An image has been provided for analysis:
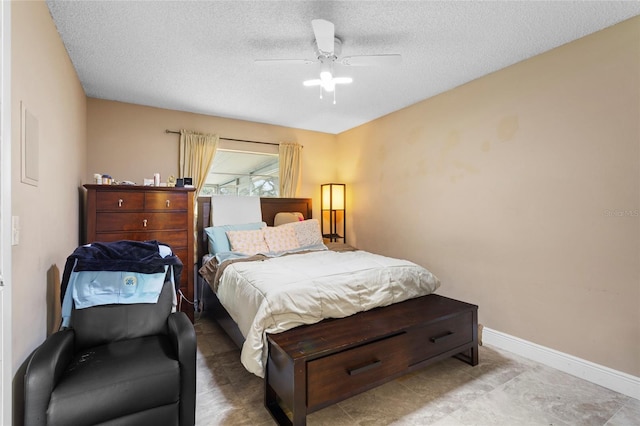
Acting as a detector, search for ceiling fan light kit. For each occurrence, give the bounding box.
[256,18,401,104]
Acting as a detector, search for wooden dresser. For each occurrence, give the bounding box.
[83,184,196,321]
[265,294,478,425]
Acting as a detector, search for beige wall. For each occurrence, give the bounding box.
[11,0,86,373]
[337,17,640,376]
[86,99,338,219]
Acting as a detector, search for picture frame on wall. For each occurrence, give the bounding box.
[21,101,39,186]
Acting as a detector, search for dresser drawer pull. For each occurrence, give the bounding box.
[166,199,170,207]
[118,199,123,207]
[143,219,148,227]
[347,360,382,376]
[430,331,455,343]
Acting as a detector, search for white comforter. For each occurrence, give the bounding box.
[215,249,441,377]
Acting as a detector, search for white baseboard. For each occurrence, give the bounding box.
[482,327,640,400]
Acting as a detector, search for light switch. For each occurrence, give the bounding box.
[11,216,19,246]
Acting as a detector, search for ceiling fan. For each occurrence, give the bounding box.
[255,19,402,103]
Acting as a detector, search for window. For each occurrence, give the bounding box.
[200,149,279,197]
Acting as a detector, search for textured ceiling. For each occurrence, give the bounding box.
[46,1,640,135]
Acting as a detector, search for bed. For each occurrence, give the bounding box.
[196,196,478,426]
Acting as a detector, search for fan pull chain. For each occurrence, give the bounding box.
[319,85,323,100]
[333,89,336,105]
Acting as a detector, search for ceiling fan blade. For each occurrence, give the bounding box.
[332,77,353,85]
[255,59,316,65]
[303,79,322,87]
[340,54,402,66]
[311,19,335,54]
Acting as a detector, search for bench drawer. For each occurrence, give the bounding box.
[408,311,474,365]
[307,332,409,411]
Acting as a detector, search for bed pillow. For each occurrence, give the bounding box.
[264,226,301,253]
[287,219,324,247]
[226,229,270,255]
[274,212,304,226]
[205,221,266,255]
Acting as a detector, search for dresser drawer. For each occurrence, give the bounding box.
[145,192,188,210]
[96,191,144,211]
[96,212,187,232]
[93,230,187,248]
[408,311,474,365]
[307,332,409,411]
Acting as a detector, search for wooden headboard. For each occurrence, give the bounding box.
[196,196,312,263]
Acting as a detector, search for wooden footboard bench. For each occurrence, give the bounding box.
[265,293,478,426]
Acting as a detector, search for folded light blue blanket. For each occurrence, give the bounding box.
[71,268,168,309]
[60,241,181,328]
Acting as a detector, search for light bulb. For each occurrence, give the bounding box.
[320,71,332,84]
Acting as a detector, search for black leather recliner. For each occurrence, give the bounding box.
[24,279,196,426]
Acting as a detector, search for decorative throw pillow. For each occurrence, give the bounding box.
[264,226,300,253]
[287,219,323,247]
[274,212,304,227]
[226,229,269,255]
[205,221,266,255]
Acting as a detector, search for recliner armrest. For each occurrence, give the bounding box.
[24,329,75,426]
[167,312,196,426]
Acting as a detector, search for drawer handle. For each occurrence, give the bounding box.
[166,199,170,207]
[142,219,148,228]
[118,199,123,207]
[430,331,455,343]
[347,360,382,376]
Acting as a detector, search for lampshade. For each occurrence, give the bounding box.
[321,183,346,243]
[321,183,345,210]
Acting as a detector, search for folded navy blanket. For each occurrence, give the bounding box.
[60,240,183,304]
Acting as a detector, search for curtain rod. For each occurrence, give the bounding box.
[165,129,279,147]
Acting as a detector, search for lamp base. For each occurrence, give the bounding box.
[323,233,344,243]
[322,233,343,239]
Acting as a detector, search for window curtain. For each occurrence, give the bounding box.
[279,142,302,197]
[178,130,219,193]
[179,130,218,264]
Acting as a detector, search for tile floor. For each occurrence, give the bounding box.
[194,315,640,426]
